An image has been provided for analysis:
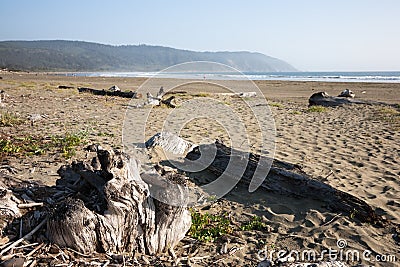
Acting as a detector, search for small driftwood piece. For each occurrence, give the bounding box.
[47,148,191,255]
[146,132,196,155]
[235,92,257,98]
[0,181,21,231]
[186,141,391,226]
[147,92,160,105]
[309,92,383,107]
[109,85,120,92]
[216,92,257,97]
[58,85,74,89]
[338,89,355,98]
[78,87,139,98]
[146,87,176,108]
[161,96,177,108]
[156,86,165,98]
[0,218,47,256]
[17,202,43,209]
[145,87,177,108]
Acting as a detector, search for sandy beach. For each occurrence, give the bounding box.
[0,72,399,266]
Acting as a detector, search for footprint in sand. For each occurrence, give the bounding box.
[265,205,296,222]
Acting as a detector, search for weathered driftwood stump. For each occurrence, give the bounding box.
[47,148,191,255]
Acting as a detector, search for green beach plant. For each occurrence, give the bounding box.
[0,131,88,161]
[52,131,88,158]
[379,106,400,115]
[0,135,48,161]
[97,131,115,137]
[0,111,25,127]
[0,138,22,154]
[188,211,271,242]
[307,105,327,113]
[193,92,210,97]
[376,106,400,130]
[240,215,268,231]
[269,102,285,108]
[188,210,234,242]
[19,82,36,88]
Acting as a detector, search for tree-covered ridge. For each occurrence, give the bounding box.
[0,40,297,72]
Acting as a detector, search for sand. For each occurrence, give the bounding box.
[0,71,399,266]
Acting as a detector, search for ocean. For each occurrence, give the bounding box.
[66,71,400,83]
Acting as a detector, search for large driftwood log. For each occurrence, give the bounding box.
[47,148,191,255]
[78,87,139,98]
[186,141,390,226]
[309,92,383,107]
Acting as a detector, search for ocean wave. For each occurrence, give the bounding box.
[63,72,400,83]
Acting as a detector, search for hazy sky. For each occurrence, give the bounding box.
[1,0,399,71]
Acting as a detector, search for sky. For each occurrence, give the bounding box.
[1,0,400,71]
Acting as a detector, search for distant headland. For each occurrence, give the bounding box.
[0,40,297,72]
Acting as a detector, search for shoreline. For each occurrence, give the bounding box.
[1,72,400,103]
[3,70,400,84]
